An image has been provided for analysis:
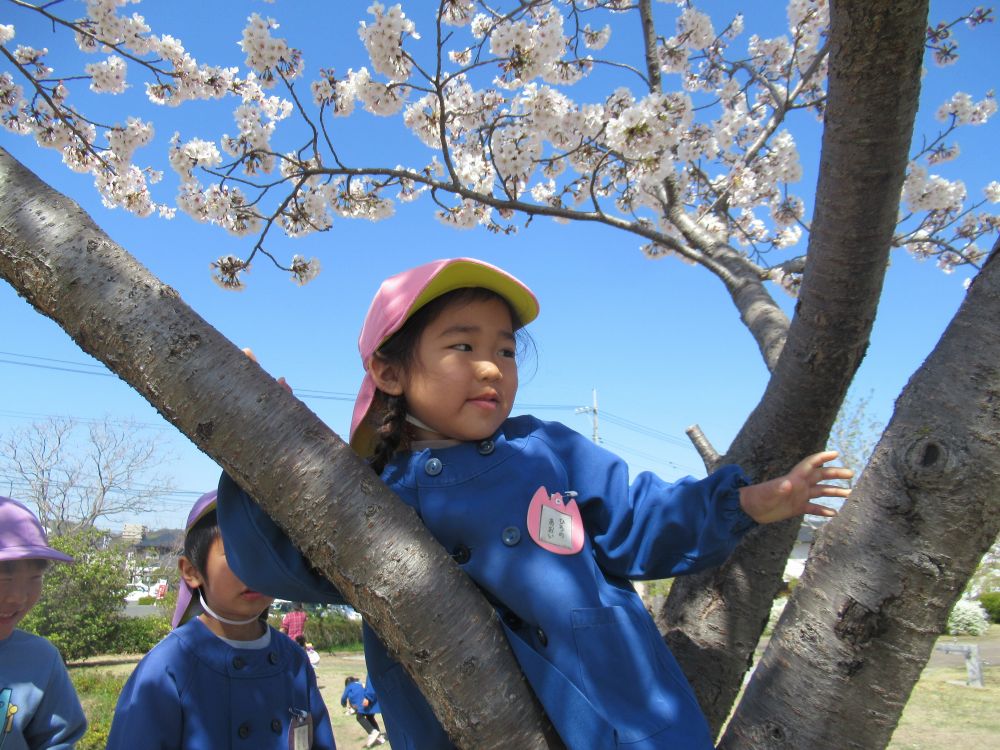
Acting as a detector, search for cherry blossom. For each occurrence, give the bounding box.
[0,0,993,288]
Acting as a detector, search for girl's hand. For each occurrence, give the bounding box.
[738,451,853,525]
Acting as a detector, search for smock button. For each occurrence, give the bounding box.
[268,652,279,664]
[477,439,495,455]
[271,719,282,733]
[501,526,521,546]
[536,627,548,647]
[232,657,245,669]
[424,457,443,476]
[237,723,250,739]
[452,544,471,564]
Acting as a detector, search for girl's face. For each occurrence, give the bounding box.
[0,560,45,641]
[180,536,273,637]
[374,296,519,442]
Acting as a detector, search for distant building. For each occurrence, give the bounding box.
[121,523,146,545]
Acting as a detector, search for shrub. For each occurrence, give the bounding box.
[979,591,1000,623]
[945,598,990,636]
[113,615,171,654]
[266,606,363,650]
[21,529,131,661]
[307,615,363,650]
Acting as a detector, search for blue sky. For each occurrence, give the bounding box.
[0,1,995,529]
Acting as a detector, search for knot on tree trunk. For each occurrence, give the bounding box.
[834,596,891,648]
[898,435,959,479]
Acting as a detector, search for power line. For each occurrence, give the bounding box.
[0,349,699,455]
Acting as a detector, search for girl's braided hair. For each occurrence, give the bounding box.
[368,287,531,475]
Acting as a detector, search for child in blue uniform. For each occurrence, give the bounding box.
[106,491,335,750]
[341,676,385,746]
[217,257,851,749]
[0,496,87,750]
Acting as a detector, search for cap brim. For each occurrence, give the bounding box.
[0,546,73,564]
[407,259,539,333]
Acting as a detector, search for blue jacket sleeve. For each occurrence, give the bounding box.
[106,656,183,750]
[216,472,345,605]
[536,421,756,580]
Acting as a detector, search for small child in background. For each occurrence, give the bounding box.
[106,491,335,750]
[0,497,87,750]
[294,634,321,667]
[340,676,385,747]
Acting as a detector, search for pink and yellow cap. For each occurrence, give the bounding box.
[349,258,539,457]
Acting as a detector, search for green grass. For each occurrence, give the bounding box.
[68,667,127,750]
[889,665,1000,748]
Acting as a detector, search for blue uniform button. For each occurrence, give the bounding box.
[536,627,548,647]
[237,723,250,739]
[452,544,471,564]
[232,657,245,670]
[478,439,495,455]
[268,651,279,664]
[271,719,282,733]
[424,457,443,476]
[501,526,520,546]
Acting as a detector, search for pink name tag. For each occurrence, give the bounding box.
[527,486,584,555]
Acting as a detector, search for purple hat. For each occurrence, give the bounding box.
[171,490,218,629]
[349,257,539,457]
[0,497,73,564]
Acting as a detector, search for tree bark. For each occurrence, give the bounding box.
[661,0,929,734]
[722,240,1000,749]
[0,146,559,750]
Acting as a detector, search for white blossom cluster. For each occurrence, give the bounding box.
[86,55,128,94]
[936,91,997,126]
[239,14,304,87]
[359,3,418,81]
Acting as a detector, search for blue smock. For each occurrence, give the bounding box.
[341,678,381,715]
[106,618,335,749]
[0,630,86,750]
[218,416,754,749]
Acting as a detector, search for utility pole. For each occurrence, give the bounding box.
[575,388,600,443]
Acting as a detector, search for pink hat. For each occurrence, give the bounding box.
[0,497,73,564]
[349,257,539,457]
[171,490,218,629]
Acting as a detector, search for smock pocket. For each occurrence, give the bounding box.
[571,605,698,744]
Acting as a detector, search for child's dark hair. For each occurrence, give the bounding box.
[345,676,360,686]
[182,508,220,579]
[368,287,533,474]
[295,634,307,647]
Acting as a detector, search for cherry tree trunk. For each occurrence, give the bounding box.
[661,0,929,734]
[0,146,559,750]
[723,242,1000,749]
